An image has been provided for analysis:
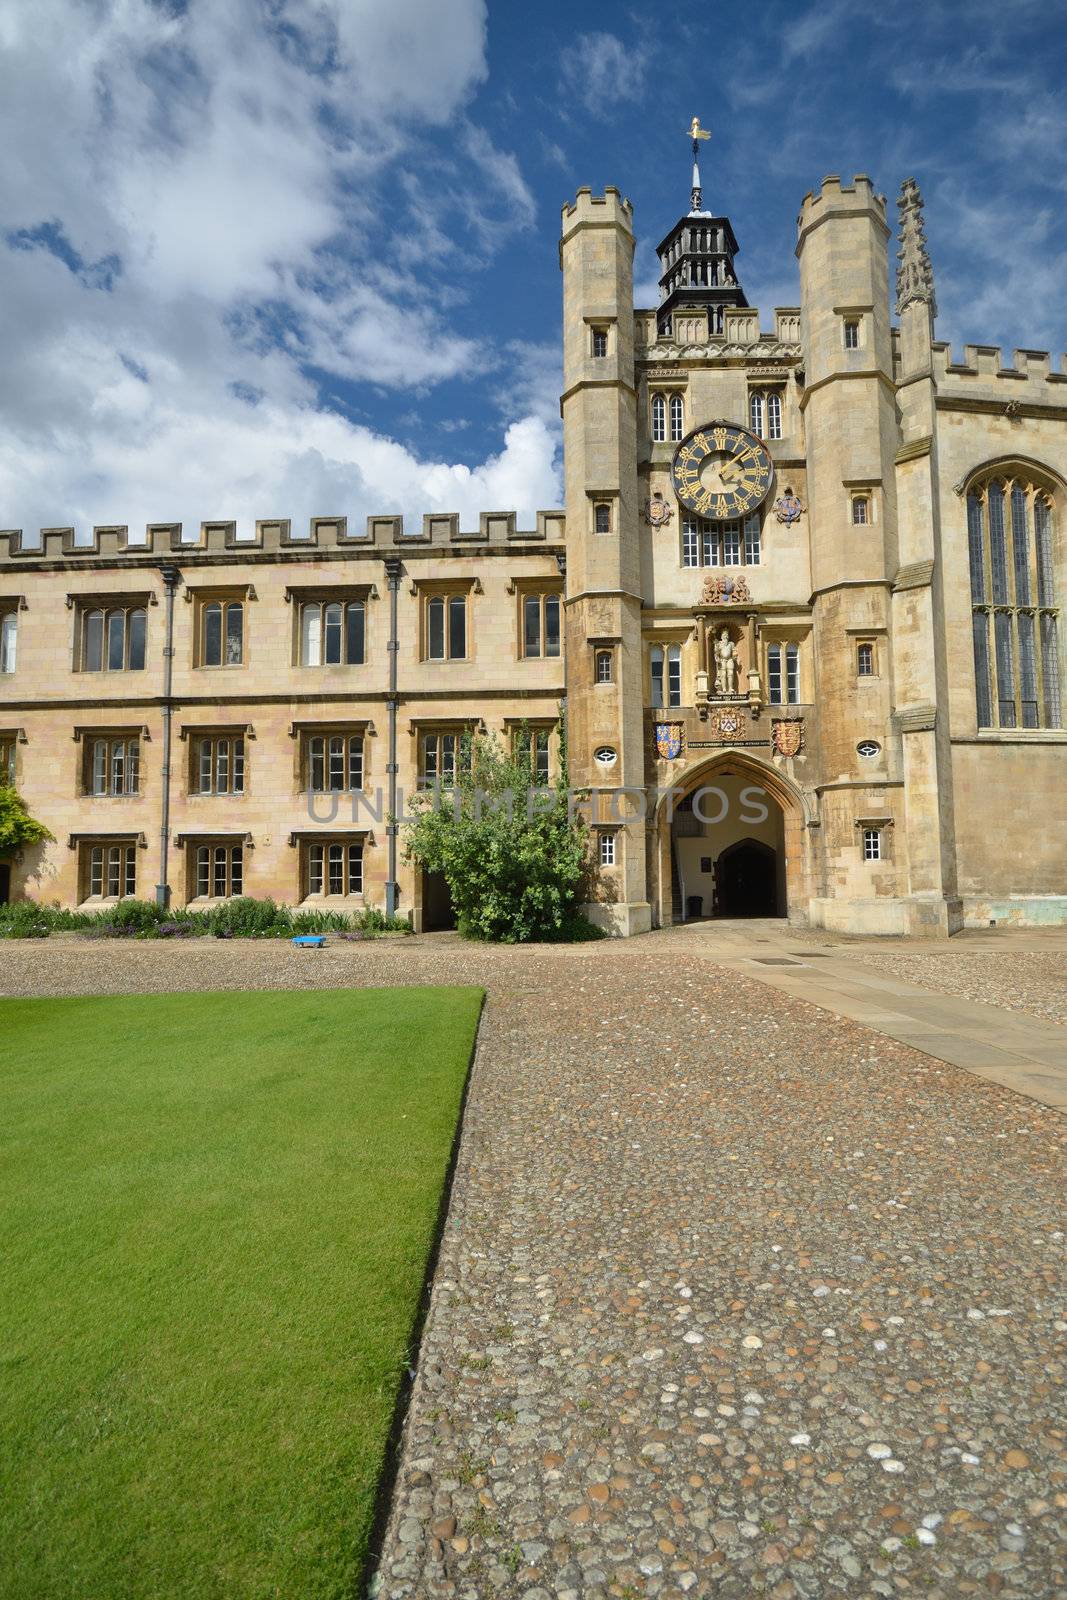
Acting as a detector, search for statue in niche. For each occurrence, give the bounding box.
[714,628,739,695]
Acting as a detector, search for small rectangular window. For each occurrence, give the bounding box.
[852,496,870,526]
[591,327,608,358]
[83,841,136,900]
[599,832,616,867]
[595,649,613,684]
[304,731,363,793]
[522,593,562,659]
[193,842,243,898]
[844,319,860,350]
[785,643,800,705]
[594,502,612,535]
[767,643,783,705]
[86,735,140,796]
[304,841,363,897]
[863,828,882,861]
[0,612,16,674]
[200,598,244,667]
[857,642,874,677]
[425,593,469,660]
[420,729,471,788]
[194,735,245,795]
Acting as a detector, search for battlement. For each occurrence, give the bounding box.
[561,186,634,235]
[931,341,1067,393]
[0,510,566,565]
[796,174,889,245]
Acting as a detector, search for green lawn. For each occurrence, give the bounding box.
[0,986,483,1600]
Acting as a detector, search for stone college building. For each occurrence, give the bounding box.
[1,137,1064,934]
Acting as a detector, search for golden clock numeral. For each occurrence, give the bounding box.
[730,435,745,453]
[712,427,727,451]
[713,495,729,517]
[692,433,709,454]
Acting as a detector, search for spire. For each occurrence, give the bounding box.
[896,176,936,319]
[687,116,712,215]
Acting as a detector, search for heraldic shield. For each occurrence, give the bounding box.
[655,723,682,760]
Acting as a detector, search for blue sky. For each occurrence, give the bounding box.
[1,0,1065,538]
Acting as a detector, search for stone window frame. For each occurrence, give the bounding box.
[286,583,373,669]
[510,578,563,662]
[593,645,615,685]
[0,595,25,675]
[73,724,149,799]
[595,827,620,869]
[292,723,368,797]
[409,717,483,790]
[78,836,140,902]
[855,815,893,863]
[410,576,479,664]
[748,386,784,442]
[963,464,1062,733]
[0,726,25,785]
[293,834,367,901]
[585,317,614,360]
[180,724,254,798]
[69,591,153,674]
[180,835,249,900]
[504,716,558,786]
[589,493,617,536]
[186,583,256,670]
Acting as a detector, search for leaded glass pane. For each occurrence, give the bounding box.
[448,595,466,659]
[1018,611,1039,727]
[0,612,15,673]
[225,603,243,665]
[650,646,664,708]
[128,609,146,671]
[767,644,782,705]
[427,596,444,659]
[744,513,760,565]
[723,521,741,565]
[309,844,324,895]
[310,736,325,791]
[204,603,222,666]
[199,742,213,793]
[1041,614,1062,727]
[988,486,1008,604]
[92,740,107,795]
[124,848,136,898]
[786,643,799,704]
[126,741,139,794]
[328,736,344,791]
[667,645,681,707]
[966,494,986,604]
[348,845,363,894]
[1035,498,1055,604]
[90,846,103,897]
[230,847,243,896]
[702,523,719,566]
[348,736,363,789]
[302,603,321,666]
[232,739,245,794]
[767,392,782,440]
[545,595,561,657]
[749,392,764,437]
[324,603,342,665]
[328,843,344,895]
[107,610,125,671]
[994,610,1016,726]
[681,521,699,567]
[196,847,210,897]
[346,601,365,664]
[107,846,121,897]
[972,611,993,728]
[1011,486,1031,604]
[523,594,540,657]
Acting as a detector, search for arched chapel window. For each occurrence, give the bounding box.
[966,472,1061,729]
[651,393,666,443]
[749,392,764,437]
[669,393,684,442]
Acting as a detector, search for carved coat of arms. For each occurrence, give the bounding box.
[772,719,803,757]
[700,572,752,605]
[774,493,804,525]
[655,723,683,760]
[643,494,674,528]
[708,706,747,741]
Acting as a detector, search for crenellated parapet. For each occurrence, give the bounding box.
[796,174,889,249]
[930,342,1067,410]
[0,510,566,564]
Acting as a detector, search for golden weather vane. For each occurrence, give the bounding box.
[687,117,711,211]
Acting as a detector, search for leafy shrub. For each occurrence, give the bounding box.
[97,898,168,935]
[207,897,292,938]
[404,720,589,943]
[0,788,53,852]
[0,900,53,938]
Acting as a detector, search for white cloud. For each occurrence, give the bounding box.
[558,32,641,118]
[0,0,562,537]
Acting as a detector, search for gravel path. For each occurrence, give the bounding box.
[848,950,1067,1029]
[1,937,1064,1598]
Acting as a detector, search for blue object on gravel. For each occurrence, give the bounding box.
[291,934,326,948]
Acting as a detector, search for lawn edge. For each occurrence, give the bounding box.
[359,986,487,1599]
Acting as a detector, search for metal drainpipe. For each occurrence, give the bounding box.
[155,565,182,907]
[384,557,402,918]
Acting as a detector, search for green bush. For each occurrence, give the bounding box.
[97,899,169,935]
[208,897,292,938]
[0,901,53,939]
[404,718,590,943]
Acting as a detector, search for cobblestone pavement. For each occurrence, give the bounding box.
[847,950,1067,1029]
[1,937,1064,1598]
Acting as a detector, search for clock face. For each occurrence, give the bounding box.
[671,421,773,519]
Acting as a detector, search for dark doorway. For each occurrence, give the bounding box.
[421,869,456,931]
[0,863,10,906]
[716,838,779,918]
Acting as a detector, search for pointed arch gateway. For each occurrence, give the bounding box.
[651,749,813,926]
